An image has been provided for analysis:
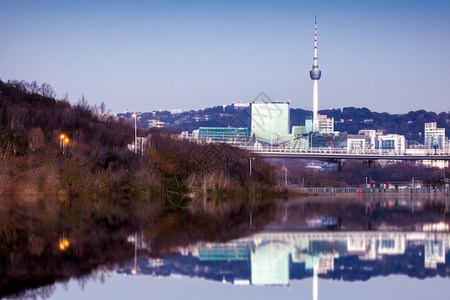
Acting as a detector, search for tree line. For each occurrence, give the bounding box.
[0,79,280,204]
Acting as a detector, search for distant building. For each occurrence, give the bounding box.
[179,131,189,139]
[233,102,250,108]
[424,122,447,151]
[251,102,290,144]
[377,134,406,152]
[311,132,347,149]
[318,114,334,133]
[148,119,165,128]
[358,129,377,149]
[196,127,249,144]
[347,135,366,152]
[419,160,449,169]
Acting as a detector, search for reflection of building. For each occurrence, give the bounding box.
[425,238,446,269]
[125,230,450,284]
[184,231,450,284]
[251,242,290,286]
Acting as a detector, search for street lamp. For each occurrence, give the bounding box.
[283,166,289,186]
[132,113,137,154]
[60,134,69,154]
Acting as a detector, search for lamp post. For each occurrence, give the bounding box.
[60,134,69,154]
[60,134,65,153]
[132,113,137,154]
[283,166,288,186]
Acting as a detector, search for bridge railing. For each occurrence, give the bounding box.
[301,187,449,194]
[238,146,450,157]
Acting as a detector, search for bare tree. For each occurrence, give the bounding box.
[77,94,90,110]
[40,83,56,98]
[27,81,39,94]
[94,101,110,121]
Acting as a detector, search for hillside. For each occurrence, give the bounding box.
[0,79,280,204]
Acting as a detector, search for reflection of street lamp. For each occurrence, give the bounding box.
[59,233,70,251]
[132,113,137,154]
[283,166,289,186]
[249,157,255,176]
[444,166,448,193]
[59,238,69,250]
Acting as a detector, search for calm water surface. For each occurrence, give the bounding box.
[2,195,450,299]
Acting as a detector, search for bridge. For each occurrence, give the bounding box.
[240,146,450,162]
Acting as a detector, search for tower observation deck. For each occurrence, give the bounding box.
[310,15,321,132]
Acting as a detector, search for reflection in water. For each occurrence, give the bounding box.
[118,196,450,290]
[122,230,450,287]
[1,195,450,298]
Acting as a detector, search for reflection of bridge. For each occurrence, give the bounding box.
[241,146,450,161]
[192,230,450,278]
[127,228,450,297]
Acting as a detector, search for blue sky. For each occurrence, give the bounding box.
[1,0,449,114]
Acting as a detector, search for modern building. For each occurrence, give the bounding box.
[311,132,347,149]
[196,127,249,144]
[358,129,377,149]
[318,114,334,133]
[251,102,290,144]
[347,135,367,152]
[377,134,406,152]
[424,122,446,151]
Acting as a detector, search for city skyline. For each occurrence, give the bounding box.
[1,0,450,114]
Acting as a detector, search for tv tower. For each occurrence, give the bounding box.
[310,15,321,132]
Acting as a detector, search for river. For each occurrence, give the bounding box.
[2,195,450,299]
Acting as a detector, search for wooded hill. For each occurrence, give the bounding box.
[0,79,279,204]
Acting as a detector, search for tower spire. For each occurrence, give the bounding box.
[310,15,321,132]
[314,15,318,66]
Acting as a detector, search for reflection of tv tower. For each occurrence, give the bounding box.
[313,265,318,300]
[310,15,322,132]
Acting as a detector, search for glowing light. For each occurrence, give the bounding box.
[59,238,70,251]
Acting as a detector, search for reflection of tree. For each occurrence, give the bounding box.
[0,196,276,298]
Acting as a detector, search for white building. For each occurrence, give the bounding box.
[424,122,446,151]
[358,129,377,149]
[318,114,334,133]
[377,134,406,152]
[347,135,366,152]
